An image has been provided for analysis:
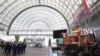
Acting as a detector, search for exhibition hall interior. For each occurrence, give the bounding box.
[0,0,100,56]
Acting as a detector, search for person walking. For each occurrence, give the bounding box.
[12,42,17,56]
[23,42,26,53]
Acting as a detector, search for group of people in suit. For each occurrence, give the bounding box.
[0,41,26,56]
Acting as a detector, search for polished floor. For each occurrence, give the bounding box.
[0,47,48,56]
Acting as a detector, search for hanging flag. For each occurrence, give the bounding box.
[72,0,90,23]
[81,0,90,14]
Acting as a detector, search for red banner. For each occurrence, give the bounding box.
[81,0,90,14]
[72,0,90,22]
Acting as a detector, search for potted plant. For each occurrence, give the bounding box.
[15,35,20,43]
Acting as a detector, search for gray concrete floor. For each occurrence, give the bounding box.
[0,47,48,56]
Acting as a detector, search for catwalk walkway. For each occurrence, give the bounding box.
[0,47,48,56]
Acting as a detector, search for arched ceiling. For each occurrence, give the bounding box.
[0,0,97,35]
[10,6,68,30]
